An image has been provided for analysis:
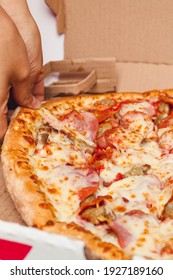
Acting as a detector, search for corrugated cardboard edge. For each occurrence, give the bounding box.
[44,57,117,97]
[45,0,65,34]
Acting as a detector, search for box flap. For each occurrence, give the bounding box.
[116,62,173,92]
[55,0,173,65]
[45,0,65,34]
[44,57,117,97]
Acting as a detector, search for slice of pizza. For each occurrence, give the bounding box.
[2,90,173,259]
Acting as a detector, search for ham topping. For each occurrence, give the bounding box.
[40,108,97,147]
[109,219,133,248]
[60,110,99,141]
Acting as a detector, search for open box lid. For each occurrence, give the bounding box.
[45,0,173,92]
[1,0,173,228]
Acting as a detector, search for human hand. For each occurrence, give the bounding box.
[0,6,41,142]
[0,0,44,102]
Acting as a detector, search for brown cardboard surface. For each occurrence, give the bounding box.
[63,0,173,64]
[0,159,25,225]
[44,58,116,97]
[45,0,173,92]
[2,0,173,226]
[116,62,173,92]
[45,0,65,34]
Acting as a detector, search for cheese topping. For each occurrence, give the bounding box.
[119,101,155,116]
[28,97,173,259]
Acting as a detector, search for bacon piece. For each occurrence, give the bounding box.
[160,244,173,256]
[158,111,173,128]
[78,186,99,201]
[94,146,113,159]
[97,128,116,149]
[97,134,110,149]
[90,108,113,123]
[60,110,99,141]
[109,220,132,248]
[78,195,112,214]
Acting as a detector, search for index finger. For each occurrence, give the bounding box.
[32,70,44,102]
[0,97,8,143]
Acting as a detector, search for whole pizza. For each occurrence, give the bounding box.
[2,90,173,260]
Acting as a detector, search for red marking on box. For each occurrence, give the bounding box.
[0,239,32,260]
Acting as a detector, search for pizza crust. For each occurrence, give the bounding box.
[2,108,56,227]
[42,222,131,260]
[2,90,173,259]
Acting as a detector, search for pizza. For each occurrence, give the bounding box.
[2,90,173,260]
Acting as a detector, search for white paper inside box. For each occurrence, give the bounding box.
[0,221,85,260]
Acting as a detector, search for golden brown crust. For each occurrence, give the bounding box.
[1,90,171,259]
[42,91,160,110]
[2,108,56,227]
[42,222,131,260]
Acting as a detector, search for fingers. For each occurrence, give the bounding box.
[9,30,42,109]
[12,70,41,109]
[0,91,8,143]
[0,5,43,142]
[32,70,44,102]
[0,113,8,143]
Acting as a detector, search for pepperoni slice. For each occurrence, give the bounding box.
[60,110,99,141]
[78,186,99,201]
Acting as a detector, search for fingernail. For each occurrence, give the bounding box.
[32,97,41,109]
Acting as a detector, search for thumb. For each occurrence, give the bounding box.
[0,97,8,143]
[12,75,41,109]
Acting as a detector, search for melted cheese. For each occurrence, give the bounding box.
[32,164,98,221]
[113,214,160,259]
[109,126,143,150]
[99,175,171,218]
[100,161,130,182]
[35,131,92,167]
[122,112,154,136]
[40,108,96,147]
[27,96,173,259]
[159,129,173,150]
[128,118,154,137]
[119,101,155,116]
[151,154,173,182]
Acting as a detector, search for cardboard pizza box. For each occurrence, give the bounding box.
[1,0,173,258]
[0,220,85,260]
[45,0,173,93]
[44,58,117,98]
